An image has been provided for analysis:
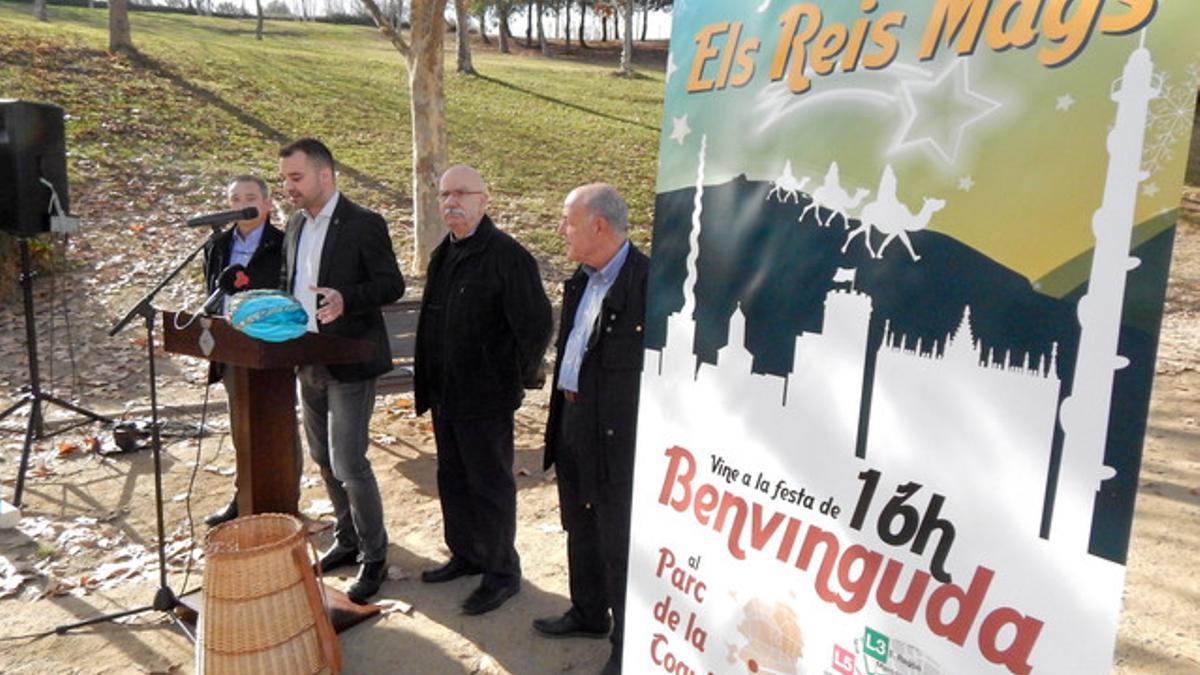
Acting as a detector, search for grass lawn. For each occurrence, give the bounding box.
[0,2,667,272]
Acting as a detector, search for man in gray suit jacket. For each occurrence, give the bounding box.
[279,138,405,604]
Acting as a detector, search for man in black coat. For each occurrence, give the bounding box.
[200,174,287,527]
[414,165,553,616]
[279,138,405,604]
[532,184,648,675]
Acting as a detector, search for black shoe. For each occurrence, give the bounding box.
[421,557,482,583]
[532,610,611,639]
[203,496,238,527]
[461,581,520,615]
[316,543,359,574]
[346,560,387,605]
[599,649,621,675]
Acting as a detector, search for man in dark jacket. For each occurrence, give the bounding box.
[532,184,648,675]
[415,165,552,616]
[279,138,406,604]
[200,174,287,526]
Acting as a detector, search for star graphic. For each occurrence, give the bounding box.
[892,60,1001,164]
[1056,94,1075,111]
[669,115,692,145]
[958,175,975,191]
[1142,183,1160,197]
[665,53,678,84]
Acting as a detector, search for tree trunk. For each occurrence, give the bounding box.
[454,0,475,73]
[535,0,548,56]
[477,6,490,44]
[640,1,648,41]
[408,3,448,271]
[600,15,607,42]
[564,3,571,49]
[255,0,264,39]
[33,0,48,21]
[358,0,449,272]
[499,9,512,53]
[577,0,587,48]
[108,0,133,53]
[612,7,618,41]
[524,1,533,48]
[390,0,402,31]
[619,0,633,73]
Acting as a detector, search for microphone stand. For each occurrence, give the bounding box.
[54,223,228,638]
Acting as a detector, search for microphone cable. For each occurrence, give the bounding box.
[175,377,217,598]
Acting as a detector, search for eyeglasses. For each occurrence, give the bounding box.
[438,189,484,201]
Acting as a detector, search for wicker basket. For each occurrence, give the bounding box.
[197,513,341,675]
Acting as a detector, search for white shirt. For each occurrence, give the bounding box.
[293,191,340,332]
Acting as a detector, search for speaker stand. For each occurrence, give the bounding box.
[0,236,113,507]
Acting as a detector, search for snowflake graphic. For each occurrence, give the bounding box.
[1142,59,1200,177]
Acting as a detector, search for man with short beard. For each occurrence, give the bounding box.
[279,138,405,604]
[415,165,552,616]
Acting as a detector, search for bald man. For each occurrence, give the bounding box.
[414,165,552,616]
[533,184,647,675]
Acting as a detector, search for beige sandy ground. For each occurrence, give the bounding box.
[0,209,1196,674]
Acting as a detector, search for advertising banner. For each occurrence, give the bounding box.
[627,2,1198,674]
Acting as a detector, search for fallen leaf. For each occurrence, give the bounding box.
[470,655,501,675]
[377,598,414,616]
[306,499,335,517]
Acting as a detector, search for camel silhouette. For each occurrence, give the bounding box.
[766,160,810,204]
[843,165,946,262]
[798,162,870,229]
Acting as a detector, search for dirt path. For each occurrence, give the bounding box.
[0,202,1196,674]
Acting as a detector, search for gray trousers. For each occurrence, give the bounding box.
[299,365,388,564]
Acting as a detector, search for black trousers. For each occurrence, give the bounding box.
[432,410,520,590]
[557,399,633,650]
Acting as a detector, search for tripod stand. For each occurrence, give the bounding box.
[1,235,113,507]
[53,226,225,639]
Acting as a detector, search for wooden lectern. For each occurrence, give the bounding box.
[163,312,384,632]
[162,312,375,516]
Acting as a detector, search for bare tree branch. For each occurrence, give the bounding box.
[359,0,412,61]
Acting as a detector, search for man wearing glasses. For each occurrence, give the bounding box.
[414,165,553,615]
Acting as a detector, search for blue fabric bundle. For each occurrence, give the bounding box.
[228,290,308,342]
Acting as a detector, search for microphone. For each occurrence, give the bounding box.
[201,264,251,315]
[186,206,259,227]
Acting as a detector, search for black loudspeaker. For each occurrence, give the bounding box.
[0,100,70,237]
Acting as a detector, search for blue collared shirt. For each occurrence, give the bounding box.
[224,223,265,312]
[558,240,631,394]
[229,223,265,268]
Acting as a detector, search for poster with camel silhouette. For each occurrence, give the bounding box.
[622,2,1198,675]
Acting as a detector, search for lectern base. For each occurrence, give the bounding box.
[177,583,382,633]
